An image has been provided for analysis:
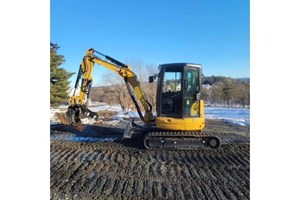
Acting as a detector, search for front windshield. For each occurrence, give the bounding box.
[161,69,183,117]
[163,72,182,92]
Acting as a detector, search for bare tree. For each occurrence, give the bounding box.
[101,70,131,111]
[235,82,250,107]
[143,64,159,111]
[98,59,159,112]
[210,82,224,105]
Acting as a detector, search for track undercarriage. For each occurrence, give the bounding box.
[143,132,221,150]
[59,107,221,150]
[124,118,221,150]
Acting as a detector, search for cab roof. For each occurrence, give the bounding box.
[159,63,202,69]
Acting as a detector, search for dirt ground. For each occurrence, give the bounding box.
[50,119,250,200]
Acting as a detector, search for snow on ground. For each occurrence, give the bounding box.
[205,107,250,126]
[51,133,118,142]
[50,108,66,124]
[113,111,140,120]
[89,104,123,112]
[50,102,250,126]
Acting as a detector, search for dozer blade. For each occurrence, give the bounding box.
[123,118,134,138]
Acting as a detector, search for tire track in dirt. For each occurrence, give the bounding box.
[51,138,250,200]
[51,119,250,200]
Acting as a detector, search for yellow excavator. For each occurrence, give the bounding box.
[59,48,221,149]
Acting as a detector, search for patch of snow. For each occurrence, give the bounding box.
[113,111,141,120]
[223,118,250,126]
[57,104,69,109]
[104,120,120,126]
[89,104,123,112]
[78,117,120,126]
[80,118,96,125]
[50,108,64,123]
[70,136,117,142]
[205,107,250,126]
[51,134,118,142]
[88,101,105,106]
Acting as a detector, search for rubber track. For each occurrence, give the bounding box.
[144,131,221,149]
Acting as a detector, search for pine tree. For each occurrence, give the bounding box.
[50,43,74,107]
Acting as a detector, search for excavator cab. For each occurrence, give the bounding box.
[143,63,220,149]
[155,63,206,131]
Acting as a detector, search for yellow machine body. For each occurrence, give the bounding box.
[156,100,205,131]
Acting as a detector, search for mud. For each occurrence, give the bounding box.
[50,119,250,200]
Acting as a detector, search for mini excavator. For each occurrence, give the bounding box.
[59,48,221,149]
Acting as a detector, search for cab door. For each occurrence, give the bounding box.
[158,66,183,117]
[183,67,201,117]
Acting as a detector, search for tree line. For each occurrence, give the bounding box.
[50,43,74,107]
[202,76,250,107]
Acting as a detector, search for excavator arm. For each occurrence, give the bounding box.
[60,48,155,129]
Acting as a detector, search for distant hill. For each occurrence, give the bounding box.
[234,77,250,82]
[203,76,250,85]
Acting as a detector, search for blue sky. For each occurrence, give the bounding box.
[51,0,249,86]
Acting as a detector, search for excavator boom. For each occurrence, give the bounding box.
[60,48,154,129]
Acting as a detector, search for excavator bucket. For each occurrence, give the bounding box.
[56,105,99,131]
[56,105,85,131]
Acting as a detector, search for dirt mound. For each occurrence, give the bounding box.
[97,110,118,119]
